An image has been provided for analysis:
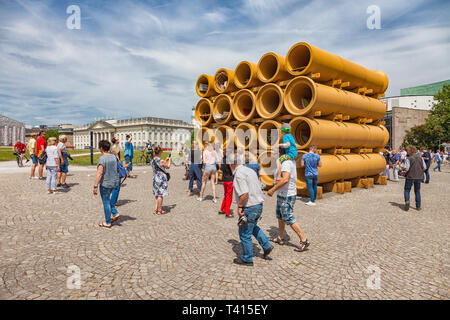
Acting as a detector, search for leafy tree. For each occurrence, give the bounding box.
[402,84,450,150]
[46,129,59,141]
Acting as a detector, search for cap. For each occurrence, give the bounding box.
[281,123,291,132]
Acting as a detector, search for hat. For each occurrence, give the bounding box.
[281,123,291,132]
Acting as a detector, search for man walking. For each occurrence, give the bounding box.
[391,150,400,182]
[267,158,310,252]
[421,147,431,183]
[404,146,426,211]
[36,131,47,180]
[124,135,135,178]
[187,142,203,196]
[300,145,322,206]
[28,133,38,179]
[433,150,442,172]
[230,153,273,266]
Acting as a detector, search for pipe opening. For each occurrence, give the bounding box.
[236,63,251,87]
[197,75,209,93]
[293,121,311,146]
[214,97,231,122]
[261,89,281,114]
[259,55,278,81]
[287,44,311,73]
[215,71,229,91]
[236,94,253,118]
[259,122,280,146]
[197,100,211,124]
[290,82,312,110]
[235,124,255,149]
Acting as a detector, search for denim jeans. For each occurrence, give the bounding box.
[110,185,121,215]
[422,168,430,183]
[383,164,390,179]
[124,155,133,172]
[188,163,203,192]
[238,203,271,263]
[46,166,57,190]
[305,175,318,202]
[404,179,421,208]
[100,186,117,224]
[392,164,399,181]
[433,161,441,172]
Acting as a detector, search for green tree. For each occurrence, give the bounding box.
[402,84,450,150]
[46,129,59,141]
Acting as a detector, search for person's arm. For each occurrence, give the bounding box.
[404,158,410,172]
[300,160,305,168]
[55,153,60,172]
[268,171,290,196]
[237,193,249,216]
[93,165,103,195]
[58,147,64,166]
[318,160,322,167]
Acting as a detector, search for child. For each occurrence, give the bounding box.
[275,123,297,183]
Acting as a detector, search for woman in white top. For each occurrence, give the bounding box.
[45,137,60,194]
[197,142,219,203]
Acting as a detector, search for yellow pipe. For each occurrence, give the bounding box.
[195,127,215,149]
[213,94,234,124]
[295,151,386,188]
[258,150,275,188]
[257,52,291,83]
[234,61,263,89]
[232,89,257,122]
[290,116,389,150]
[255,83,287,119]
[214,68,237,94]
[285,42,389,94]
[257,120,282,149]
[235,122,258,150]
[196,74,217,98]
[284,76,386,121]
[214,125,235,149]
[195,98,214,126]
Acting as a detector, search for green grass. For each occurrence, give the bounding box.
[69,153,103,166]
[68,149,99,155]
[0,149,16,161]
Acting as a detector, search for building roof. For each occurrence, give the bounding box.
[400,79,450,96]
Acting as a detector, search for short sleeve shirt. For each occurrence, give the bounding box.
[36,137,47,156]
[27,138,36,155]
[233,165,265,207]
[302,152,321,177]
[97,154,120,188]
[283,133,297,159]
[276,160,297,197]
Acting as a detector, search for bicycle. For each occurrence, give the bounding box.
[14,152,25,167]
[136,150,153,166]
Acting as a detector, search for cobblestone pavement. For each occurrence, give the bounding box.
[0,164,449,300]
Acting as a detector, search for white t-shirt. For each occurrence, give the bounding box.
[276,160,297,197]
[45,146,59,167]
[400,151,407,160]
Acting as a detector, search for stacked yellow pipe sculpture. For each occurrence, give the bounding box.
[194,41,389,198]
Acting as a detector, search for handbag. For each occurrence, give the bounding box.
[38,151,47,164]
[153,158,170,181]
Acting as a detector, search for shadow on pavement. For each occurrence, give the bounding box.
[116,199,137,207]
[227,239,262,260]
[112,215,136,226]
[162,204,176,213]
[389,201,405,211]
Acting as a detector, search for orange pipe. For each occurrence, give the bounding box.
[286,42,389,94]
[214,68,237,94]
[290,116,389,150]
[195,127,215,149]
[196,74,217,98]
[257,120,282,149]
[213,94,234,124]
[284,76,386,121]
[258,150,275,188]
[195,98,214,126]
[234,61,263,89]
[255,83,287,119]
[232,89,257,122]
[214,125,235,149]
[257,52,291,83]
[235,122,258,150]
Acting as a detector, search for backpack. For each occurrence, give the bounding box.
[117,160,128,179]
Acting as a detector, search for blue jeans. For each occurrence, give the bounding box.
[404,179,421,208]
[124,155,133,172]
[100,186,119,224]
[422,167,430,183]
[305,175,318,202]
[188,163,202,192]
[110,185,121,215]
[238,203,271,263]
[433,161,441,172]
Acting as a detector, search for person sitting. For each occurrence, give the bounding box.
[275,123,297,183]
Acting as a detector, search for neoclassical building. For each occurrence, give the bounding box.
[73,117,194,150]
[0,115,25,146]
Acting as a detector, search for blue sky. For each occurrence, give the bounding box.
[0,0,449,126]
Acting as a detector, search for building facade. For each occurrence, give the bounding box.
[73,117,194,150]
[0,115,25,146]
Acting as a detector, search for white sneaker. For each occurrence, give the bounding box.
[212,198,217,203]
[305,201,316,206]
[32,177,39,180]
[197,197,203,202]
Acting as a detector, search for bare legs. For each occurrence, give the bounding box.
[199,173,217,201]
[276,220,307,243]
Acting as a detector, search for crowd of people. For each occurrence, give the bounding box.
[11,126,448,266]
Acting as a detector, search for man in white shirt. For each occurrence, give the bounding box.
[230,153,273,266]
[267,159,310,252]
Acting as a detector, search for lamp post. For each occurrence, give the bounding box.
[90,131,94,165]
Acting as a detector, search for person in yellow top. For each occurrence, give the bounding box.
[28,133,38,179]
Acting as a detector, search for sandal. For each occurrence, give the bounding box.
[158,210,167,214]
[270,237,286,245]
[111,215,120,223]
[98,222,111,228]
[294,239,310,252]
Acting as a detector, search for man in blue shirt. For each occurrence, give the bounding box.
[421,147,431,183]
[433,150,442,172]
[301,145,322,206]
[124,135,135,178]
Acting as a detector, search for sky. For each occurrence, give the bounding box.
[0,0,449,126]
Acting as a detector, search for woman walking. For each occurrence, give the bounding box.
[57,135,69,187]
[218,149,234,217]
[198,142,219,203]
[45,137,60,194]
[151,146,171,215]
[93,140,121,228]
